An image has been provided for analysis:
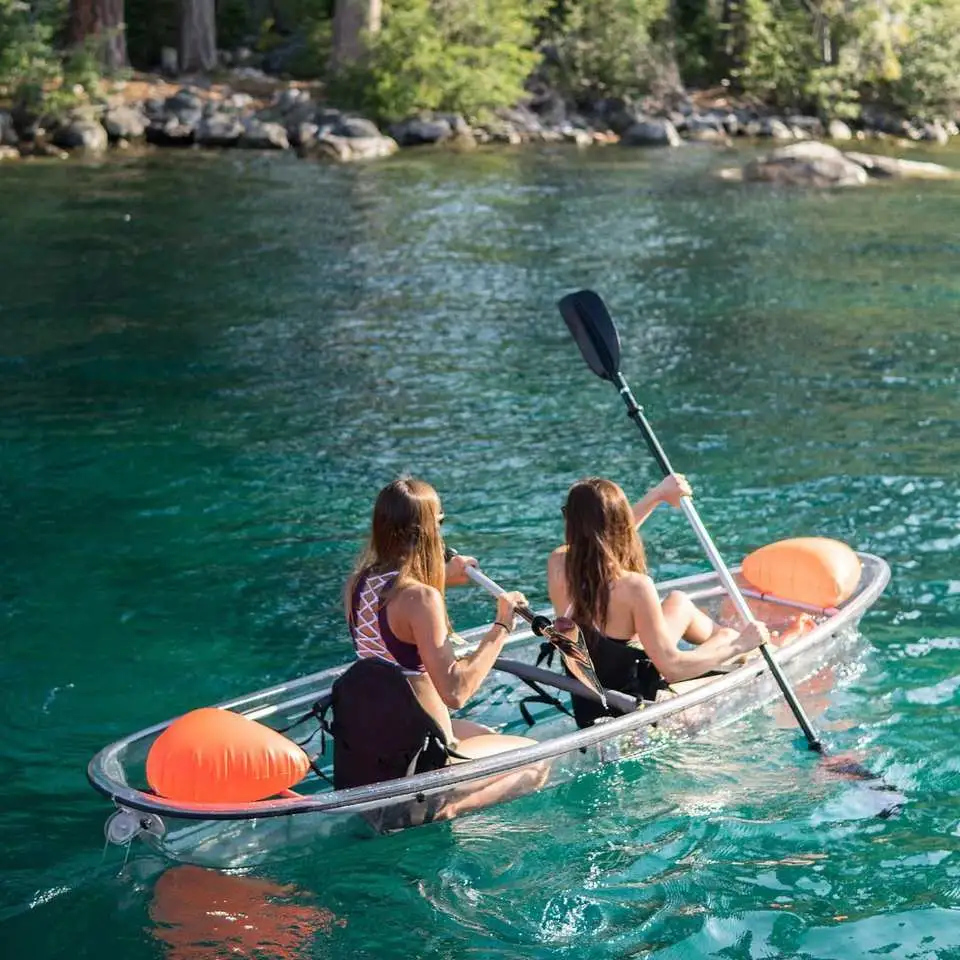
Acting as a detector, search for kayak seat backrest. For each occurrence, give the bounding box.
[330,658,451,790]
[564,627,668,729]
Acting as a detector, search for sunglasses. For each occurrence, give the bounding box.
[560,504,567,518]
[437,512,445,526]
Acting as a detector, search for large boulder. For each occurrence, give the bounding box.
[52,118,108,153]
[743,142,868,186]
[827,119,853,141]
[302,133,398,162]
[196,112,245,147]
[333,116,382,139]
[758,117,795,140]
[388,114,455,146]
[239,119,289,150]
[0,145,19,161]
[620,117,681,147]
[103,105,147,141]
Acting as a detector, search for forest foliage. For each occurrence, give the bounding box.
[3,0,960,124]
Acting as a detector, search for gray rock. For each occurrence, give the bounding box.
[103,105,147,141]
[844,151,958,179]
[292,122,319,148]
[685,116,729,143]
[759,117,794,140]
[0,145,19,161]
[239,119,289,150]
[223,92,254,112]
[196,113,245,147]
[495,105,544,134]
[165,88,204,122]
[620,118,681,147]
[333,116,382,139]
[743,141,868,186]
[302,133,398,162]
[921,122,950,145]
[0,110,17,146]
[52,119,108,153]
[786,115,824,137]
[146,117,196,146]
[389,115,453,146]
[827,119,853,141]
[562,127,593,146]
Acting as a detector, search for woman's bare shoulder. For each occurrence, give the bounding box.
[616,570,658,601]
[547,546,568,573]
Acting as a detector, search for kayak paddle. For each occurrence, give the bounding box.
[558,289,901,805]
[444,547,607,707]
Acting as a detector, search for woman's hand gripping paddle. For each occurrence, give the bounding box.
[444,547,607,707]
[558,289,902,813]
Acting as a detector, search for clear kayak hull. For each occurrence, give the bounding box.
[89,554,890,869]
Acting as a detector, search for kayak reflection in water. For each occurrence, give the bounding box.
[148,866,343,959]
[547,475,770,726]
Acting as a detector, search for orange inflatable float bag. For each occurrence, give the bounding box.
[741,537,862,608]
[146,707,310,803]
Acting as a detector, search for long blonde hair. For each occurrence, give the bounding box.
[354,475,447,603]
[564,477,647,627]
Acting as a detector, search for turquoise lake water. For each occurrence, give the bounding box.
[1,143,959,958]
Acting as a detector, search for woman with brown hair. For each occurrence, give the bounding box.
[547,475,768,726]
[344,475,533,760]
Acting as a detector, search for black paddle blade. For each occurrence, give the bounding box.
[558,290,622,381]
[551,618,607,707]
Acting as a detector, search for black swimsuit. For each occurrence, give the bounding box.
[566,625,669,729]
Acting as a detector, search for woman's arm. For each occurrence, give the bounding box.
[631,474,692,527]
[445,553,478,587]
[547,546,570,616]
[401,585,523,710]
[627,575,767,682]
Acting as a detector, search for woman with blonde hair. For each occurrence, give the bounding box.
[548,474,768,727]
[339,476,535,789]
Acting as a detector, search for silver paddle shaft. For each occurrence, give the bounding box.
[679,497,755,624]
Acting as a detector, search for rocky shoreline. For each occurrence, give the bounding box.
[2,71,959,173]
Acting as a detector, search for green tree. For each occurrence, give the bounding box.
[544,0,672,105]
[336,0,545,121]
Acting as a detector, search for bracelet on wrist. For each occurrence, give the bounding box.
[493,621,512,635]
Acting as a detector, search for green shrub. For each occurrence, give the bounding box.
[333,0,545,122]
[544,0,671,105]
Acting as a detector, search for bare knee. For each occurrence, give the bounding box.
[662,590,691,615]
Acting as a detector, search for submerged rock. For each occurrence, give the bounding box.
[843,152,959,179]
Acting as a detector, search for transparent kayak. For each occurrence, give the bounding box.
[88,554,890,869]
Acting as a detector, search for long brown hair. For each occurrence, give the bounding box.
[564,477,647,627]
[354,476,447,601]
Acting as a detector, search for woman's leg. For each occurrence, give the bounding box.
[661,590,739,645]
[450,717,495,740]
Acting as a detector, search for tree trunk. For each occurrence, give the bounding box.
[69,0,128,71]
[180,0,218,73]
[332,0,382,67]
